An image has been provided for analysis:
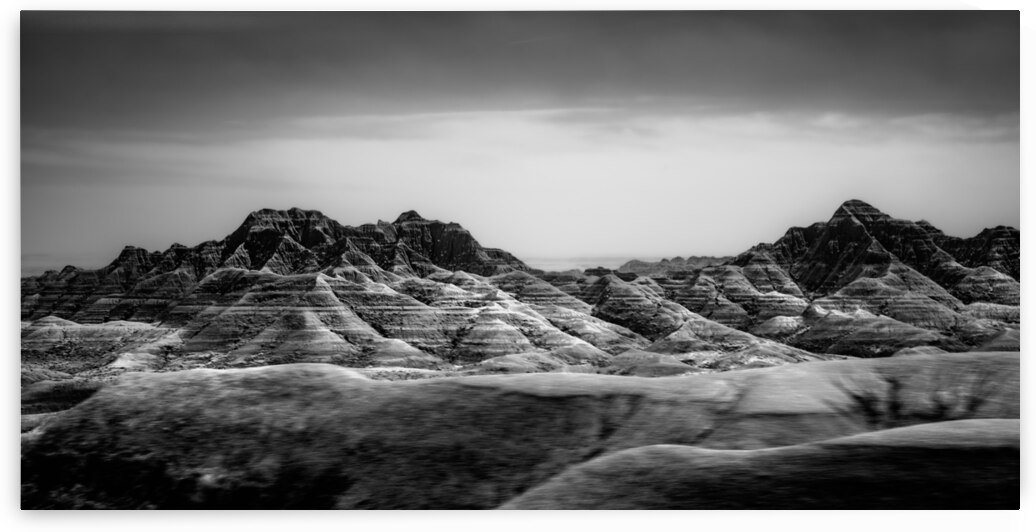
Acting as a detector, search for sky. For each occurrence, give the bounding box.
[20,11,1020,274]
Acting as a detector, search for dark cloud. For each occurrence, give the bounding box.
[22,11,1019,135]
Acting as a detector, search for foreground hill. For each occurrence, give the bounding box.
[503,418,1018,509]
[21,352,1018,509]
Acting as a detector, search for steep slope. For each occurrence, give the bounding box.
[21,208,529,323]
[590,200,1020,356]
[768,199,1019,303]
[21,200,1020,378]
[21,266,650,378]
[934,225,1019,280]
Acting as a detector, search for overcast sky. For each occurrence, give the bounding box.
[21,11,1019,274]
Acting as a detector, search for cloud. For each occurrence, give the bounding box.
[889,114,1020,143]
[22,104,1019,190]
[22,12,1018,135]
[21,102,1018,273]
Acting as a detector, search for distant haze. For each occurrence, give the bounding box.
[21,11,1019,275]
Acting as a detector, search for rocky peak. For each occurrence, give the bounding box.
[240,208,334,228]
[106,246,157,272]
[394,210,428,224]
[226,208,346,252]
[829,199,890,226]
[767,199,1021,303]
[113,245,151,261]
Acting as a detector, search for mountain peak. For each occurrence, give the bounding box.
[234,208,340,232]
[224,208,346,254]
[837,199,879,214]
[831,199,889,225]
[394,210,427,223]
[245,207,329,220]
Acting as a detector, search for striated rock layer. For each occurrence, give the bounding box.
[579,199,1020,358]
[22,208,529,323]
[21,200,1020,378]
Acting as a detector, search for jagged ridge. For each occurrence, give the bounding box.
[20,200,1020,378]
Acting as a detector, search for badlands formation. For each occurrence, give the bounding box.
[21,200,1020,509]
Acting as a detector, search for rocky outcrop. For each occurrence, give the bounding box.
[21,317,178,375]
[22,266,648,376]
[617,256,731,276]
[21,352,1018,509]
[20,200,1020,378]
[21,208,529,322]
[581,275,693,340]
[485,271,592,313]
[767,201,896,297]
[389,210,527,276]
[592,200,1020,356]
[670,255,809,329]
[933,225,1019,280]
[768,200,1019,305]
[947,266,1019,305]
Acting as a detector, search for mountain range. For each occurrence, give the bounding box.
[21,199,1019,382]
[20,199,1021,509]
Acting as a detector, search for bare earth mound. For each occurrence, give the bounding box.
[21,352,1018,509]
[502,419,1018,509]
